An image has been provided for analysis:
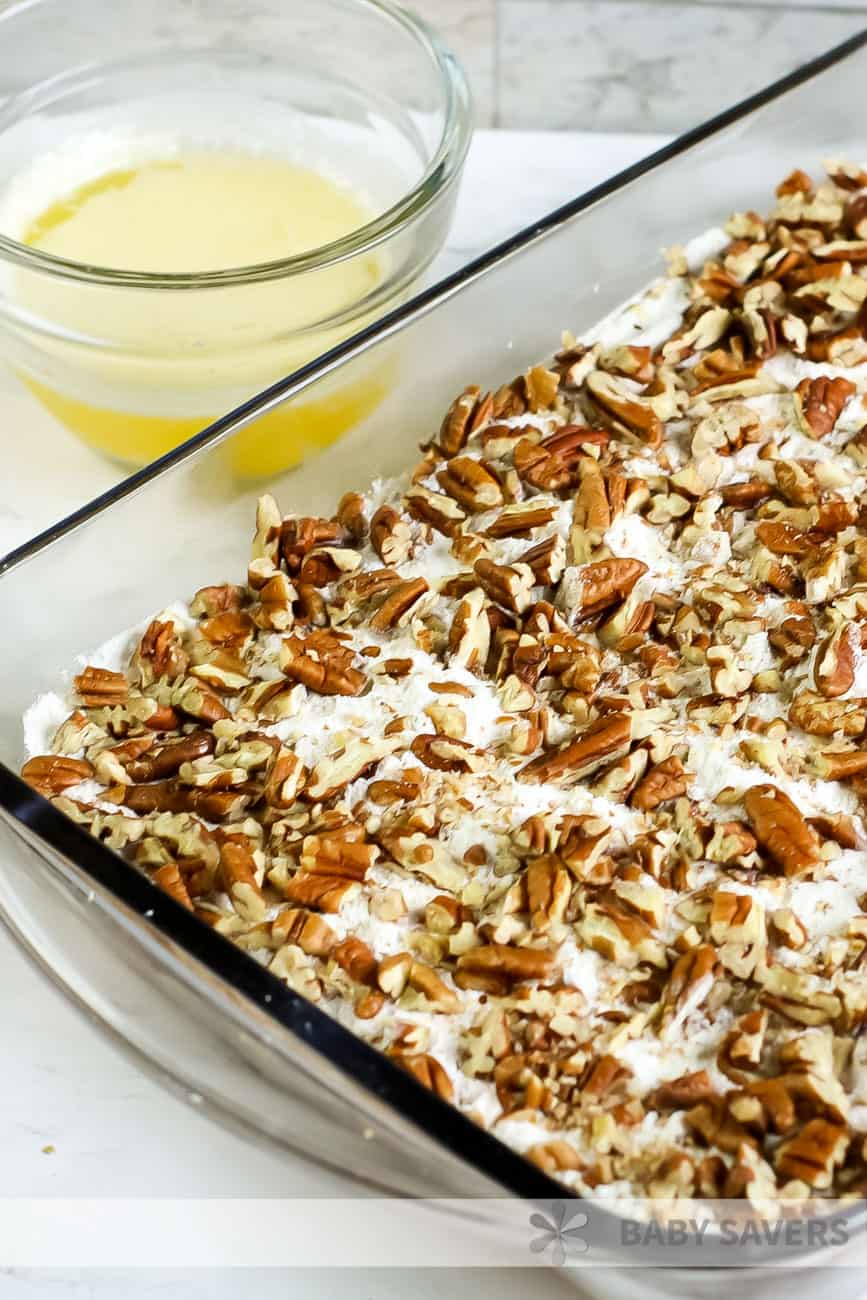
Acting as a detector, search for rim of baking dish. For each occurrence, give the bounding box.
[2,28,867,1223]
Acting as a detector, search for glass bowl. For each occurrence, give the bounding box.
[0,0,472,477]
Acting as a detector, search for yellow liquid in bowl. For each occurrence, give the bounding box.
[14,152,394,475]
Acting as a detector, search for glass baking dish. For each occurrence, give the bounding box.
[2,30,867,1291]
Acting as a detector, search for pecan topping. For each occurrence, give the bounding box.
[22,754,93,796]
[74,666,129,706]
[473,558,535,613]
[630,756,687,811]
[404,486,466,537]
[32,160,867,1202]
[569,558,648,618]
[793,375,856,438]
[744,784,822,877]
[280,634,366,696]
[370,504,412,566]
[457,944,556,983]
[437,456,503,513]
[485,503,558,539]
[438,385,491,457]
[519,712,632,785]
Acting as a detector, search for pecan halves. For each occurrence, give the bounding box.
[438,385,492,457]
[74,666,129,707]
[279,635,366,696]
[125,731,215,782]
[135,619,190,682]
[566,557,648,618]
[370,504,412,566]
[518,712,632,786]
[456,943,557,983]
[744,784,823,877]
[473,558,535,613]
[513,425,607,492]
[218,835,266,922]
[22,754,94,796]
[630,756,688,811]
[584,370,663,448]
[813,621,859,698]
[793,376,856,438]
[436,456,503,513]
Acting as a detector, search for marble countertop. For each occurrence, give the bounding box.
[0,128,667,1299]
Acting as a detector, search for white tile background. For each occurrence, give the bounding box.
[410,0,866,131]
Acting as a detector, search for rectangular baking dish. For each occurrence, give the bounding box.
[1,31,867,1282]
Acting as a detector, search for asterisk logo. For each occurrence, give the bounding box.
[528,1202,589,1265]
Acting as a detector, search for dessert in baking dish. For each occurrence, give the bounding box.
[23,160,867,1200]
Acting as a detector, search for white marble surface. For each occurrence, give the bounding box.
[0,128,665,1297]
[410,0,866,131]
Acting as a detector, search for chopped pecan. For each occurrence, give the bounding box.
[584,370,663,447]
[369,577,429,631]
[438,385,492,457]
[21,754,94,796]
[457,943,556,983]
[744,784,823,877]
[279,516,342,575]
[411,733,485,774]
[272,907,336,956]
[74,666,129,707]
[437,456,503,513]
[152,862,194,911]
[519,534,566,586]
[513,425,607,492]
[567,558,648,618]
[793,376,856,438]
[473,558,535,613]
[336,492,367,542]
[448,587,491,670]
[370,504,412,565]
[814,621,858,698]
[391,1051,454,1101]
[126,732,215,782]
[775,1119,849,1189]
[218,836,265,922]
[404,486,466,537]
[648,1070,717,1111]
[137,619,190,681]
[519,712,631,786]
[280,634,366,696]
[333,935,378,985]
[630,756,687,811]
[485,503,558,539]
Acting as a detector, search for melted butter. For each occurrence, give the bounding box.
[16,152,392,474]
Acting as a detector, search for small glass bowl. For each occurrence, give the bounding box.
[0,0,472,477]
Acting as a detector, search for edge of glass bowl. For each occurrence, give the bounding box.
[0,0,474,289]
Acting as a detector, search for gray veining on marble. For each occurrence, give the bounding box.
[496,0,865,130]
[404,0,865,131]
